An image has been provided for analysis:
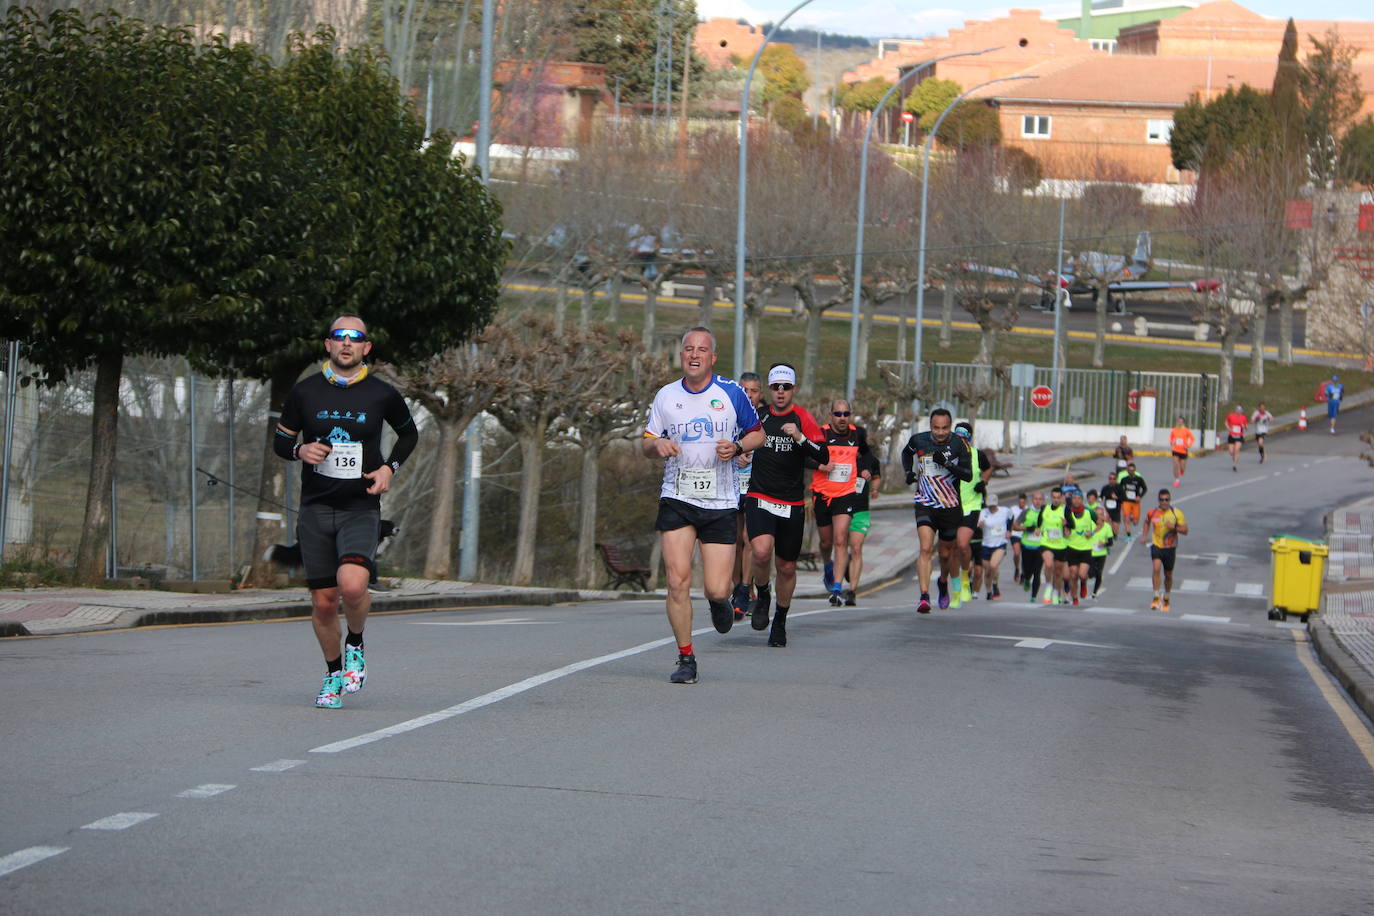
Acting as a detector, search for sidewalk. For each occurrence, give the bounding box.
[1312,497,1374,725]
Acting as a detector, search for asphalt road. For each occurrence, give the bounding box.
[3,417,1373,914]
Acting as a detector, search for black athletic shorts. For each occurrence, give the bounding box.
[813,491,862,527]
[1062,547,1093,567]
[655,498,738,545]
[1227,435,1243,445]
[1104,504,1122,522]
[743,496,806,562]
[1172,450,1188,461]
[959,509,981,531]
[297,503,381,591]
[914,504,962,541]
[1150,545,1177,572]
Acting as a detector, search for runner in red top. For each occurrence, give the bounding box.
[1223,404,1248,473]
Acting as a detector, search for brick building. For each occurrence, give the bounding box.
[694,17,766,69]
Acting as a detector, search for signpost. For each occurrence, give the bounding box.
[901,109,914,147]
[1011,363,1035,456]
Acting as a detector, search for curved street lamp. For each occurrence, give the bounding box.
[733,0,817,375]
[912,74,1037,389]
[843,47,1001,401]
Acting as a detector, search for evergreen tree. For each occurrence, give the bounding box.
[1338,116,1374,187]
[1299,27,1367,188]
[570,0,701,104]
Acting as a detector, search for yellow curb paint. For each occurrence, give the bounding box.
[1289,628,1374,773]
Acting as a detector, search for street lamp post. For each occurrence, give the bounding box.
[843,48,1000,401]
[734,0,816,377]
[912,74,1037,392]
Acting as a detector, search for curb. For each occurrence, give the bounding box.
[1308,617,1374,725]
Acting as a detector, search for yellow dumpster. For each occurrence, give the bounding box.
[1267,536,1329,621]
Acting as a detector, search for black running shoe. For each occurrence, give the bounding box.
[768,621,787,647]
[669,653,697,684]
[917,593,931,614]
[843,589,856,606]
[828,591,842,607]
[709,598,734,634]
[731,584,749,621]
[750,586,771,630]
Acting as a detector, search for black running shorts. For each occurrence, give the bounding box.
[813,491,861,527]
[743,496,806,562]
[914,504,962,541]
[1062,547,1093,567]
[1227,435,1243,444]
[297,503,381,590]
[655,498,738,545]
[1150,545,1177,572]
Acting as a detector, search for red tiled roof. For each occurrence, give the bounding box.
[973,55,1280,106]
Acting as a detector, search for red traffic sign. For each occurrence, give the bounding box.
[901,111,915,123]
[1127,388,1139,412]
[1030,385,1053,408]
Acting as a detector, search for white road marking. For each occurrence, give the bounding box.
[250,759,306,773]
[1180,614,1233,624]
[1177,580,1210,593]
[312,604,863,755]
[966,634,1117,650]
[407,618,552,626]
[0,846,68,878]
[1276,622,1307,630]
[1127,577,1152,590]
[1081,605,1137,615]
[81,812,159,831]
[1232,583,1266,598]
[176,784,235,799]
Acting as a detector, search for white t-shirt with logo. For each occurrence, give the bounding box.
[644,375,761,510]
[978,506,1015,549]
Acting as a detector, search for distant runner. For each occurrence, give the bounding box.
[1325,375,1344,434]
[844,448,883,606]
[1224,404,1247,472]
[1016,491,1045,598]
[1250,402,1274,464]
[1112,436,1134,473]
[1168,417,1195,487]
[1099,471,1124,539]
[900,408,973,614]
[1118,462,1148,541]
[978,492,1014,600]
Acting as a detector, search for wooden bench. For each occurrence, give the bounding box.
[595,542,652,591]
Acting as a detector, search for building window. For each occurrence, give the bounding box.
[1090,38,1117,53]
[1021,115,1051,138]
[1146,119,1172,144]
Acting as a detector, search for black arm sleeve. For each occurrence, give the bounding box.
[383,392,419,469]
[900,435,918,478]
[948,440,974,482]
[273,427,298,461]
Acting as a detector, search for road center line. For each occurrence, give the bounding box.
[81,812,158,831]
[0,846,68,878]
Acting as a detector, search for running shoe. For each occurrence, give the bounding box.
[709,598,735,634]
[731,584,750,621]
[1072,596,1079,606]
[843,589,857,607]
[750,586,771,631]
[768,620,787,648]
[959,582,973,603]
[342,644,366,694]
[993,584,1001,599]
[669,653,698,684]
[949,590,963,609]
[937,577,950,610]
[315,673,344,709]
[1162,596,1171,612]
[986,591,994,600]
[1150,596,1161,611]
[1052,592,1061,605]
[823,561,835,591]
[1173,478,1181,487]
[1041,586,1053,605]
[829,584,843,606]
[1233,466,1238,473]
[917,593,931,614]
[1080,581,1087,599]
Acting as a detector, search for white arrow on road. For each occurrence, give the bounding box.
[965,634,1117,650]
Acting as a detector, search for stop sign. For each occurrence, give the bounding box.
[1127,388,1140,412]
[1030,385,1053,408]
[901,111,915,123]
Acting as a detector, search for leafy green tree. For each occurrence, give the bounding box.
[1272,18,1305,166]
[0,9,290,583]
[1170,85,1275,173]
[1300,27,1367,187]
[569,0,701,104]
[1338,116,1374,187]
[757,42,809,107]
[904,77,961,130]
[934,102,1001,149]
[835,76,892,112]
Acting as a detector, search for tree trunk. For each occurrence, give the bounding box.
[75,350,123,585]
[641,283,658,349]
[511,423,546,586]
[1092,285,1108,367]
[576,440,602,588]
[697,268,716,328]
[939,282,954,348]
[606,275,621,324]
[555,279,568,334]
[580,283,594,330]
[244,368,301,587]
[975,326,996,366]
[1277,299,1294,366]
[423,415,463,579]
[1217,329,1235,404]
[803,302,823,398]
[1249,304,1268,386]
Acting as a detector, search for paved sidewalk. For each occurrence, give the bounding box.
[1312,496,1374,724]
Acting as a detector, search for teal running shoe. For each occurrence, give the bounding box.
[315,673,344,709]
[342,644,366,694]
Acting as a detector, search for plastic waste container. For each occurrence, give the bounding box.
[1267,536,1328,621]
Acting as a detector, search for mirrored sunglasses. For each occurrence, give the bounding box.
[329,328,368,342]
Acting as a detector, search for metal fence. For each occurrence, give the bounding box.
[877,360,1219,432]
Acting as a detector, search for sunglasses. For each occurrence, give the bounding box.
[833,410,851,417]
[770,383,794,391]
[329,328,368,342]
[1158,497,1171,502]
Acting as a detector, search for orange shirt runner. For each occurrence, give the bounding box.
[1169,425,1195,455]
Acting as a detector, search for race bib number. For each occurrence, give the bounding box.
[757,497,792,519]
[316,441,363,479]
[675,467,717,500]
[920,456,940,477]
[827,463,853,483]
[854,478,866,494]
[738,465,752,495]
[1116,458,1127,468]
[1105,499,1118,509]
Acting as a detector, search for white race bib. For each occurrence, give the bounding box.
[757,497,792,519]
[854,478,866,494]
[920,456,940,477]
[1105,499,1118,509]
[316,441,363,479]
[1116,458,1127,468]
[675,467,718,500]
[738,464,752,495]
[827,463,853,483]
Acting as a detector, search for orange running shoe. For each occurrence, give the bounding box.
[1150,596,1161,611]
[1162,596,1171,612]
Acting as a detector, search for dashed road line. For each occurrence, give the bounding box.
[250,759,306,773]
[176,784,235,799]
[1179,614,1233,624]
[81,812,158,831]
[0,846,68,878]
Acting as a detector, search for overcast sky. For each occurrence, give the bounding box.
[694,0,1374,41]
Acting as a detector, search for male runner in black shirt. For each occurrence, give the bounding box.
[900,408,972,613]
[275,315,418,708]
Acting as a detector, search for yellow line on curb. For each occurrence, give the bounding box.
[1289,628,1374,773]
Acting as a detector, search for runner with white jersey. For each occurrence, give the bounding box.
[1251,402,1274,464]
[643,327,765,684]
[978,493,1014,600]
